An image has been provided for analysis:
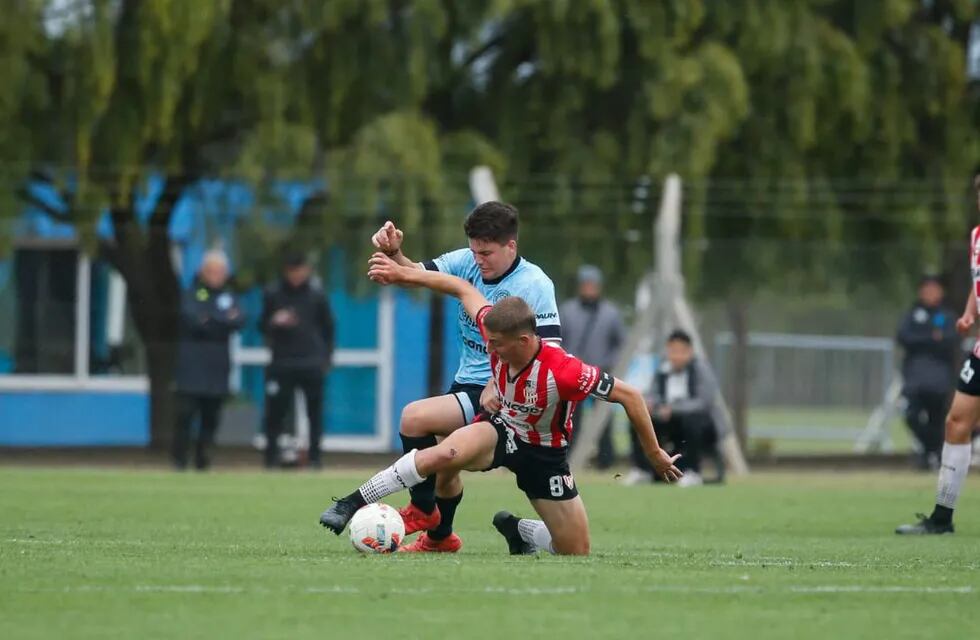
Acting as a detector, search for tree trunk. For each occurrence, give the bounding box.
[107,174,187,450]
[427,295,444,397]
[146,338,178,450]
[126,272,180,449]
[727,297,749,450]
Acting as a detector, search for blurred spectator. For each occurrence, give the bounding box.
[561,265,625,468]
[626,329,720,487]
[173,250,244,470]
[896,274,959,470]
[260,252,335,469]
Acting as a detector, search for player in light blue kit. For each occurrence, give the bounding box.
[370,201,561,552]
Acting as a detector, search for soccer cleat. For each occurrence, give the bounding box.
[895,513,954,535]
[398,532,462,553]
[676,471,703,488]
[319,497,360,535]
[492,511,534,555]
[398,503,441,535]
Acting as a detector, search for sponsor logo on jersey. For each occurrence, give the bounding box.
[577,366,598,393]
[463,337,488,353]
[563,474,575,490]
[500,396,544,415]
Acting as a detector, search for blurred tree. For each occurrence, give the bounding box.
[695,0,980,442]
[3,0,979,447]
[5,0,349,446]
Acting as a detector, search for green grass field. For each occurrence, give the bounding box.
[2,467,979,639]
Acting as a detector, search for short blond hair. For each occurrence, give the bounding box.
[483,296,536,336]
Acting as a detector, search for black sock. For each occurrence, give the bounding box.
[930,504,953,525]
[345,490,367,509]
[400,434,438,513]
[428,491,463,540]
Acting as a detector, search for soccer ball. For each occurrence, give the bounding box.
[348,503,405,554]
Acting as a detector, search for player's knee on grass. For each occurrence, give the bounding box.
[550,530,590,556]
[532,496,590,555]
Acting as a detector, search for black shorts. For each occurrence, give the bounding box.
[447,382,484,423]
[481,414,579,501]
[957,354,980,396]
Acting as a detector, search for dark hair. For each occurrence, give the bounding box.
[919,273,944,288]
[483,296,536,336]
[667,329,692,345]
[464,201,519,243]
[281,251,309,268]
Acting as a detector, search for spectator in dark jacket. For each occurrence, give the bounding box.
[561,265,625,468]
[260,253,335,469]
[897,274,959,469]
[173,250,244,470]
[626,329,720,487]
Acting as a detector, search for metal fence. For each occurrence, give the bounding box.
[713,331,901,453]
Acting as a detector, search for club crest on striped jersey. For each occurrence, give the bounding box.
[524,378,538,405]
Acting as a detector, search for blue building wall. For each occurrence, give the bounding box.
[0,286,445,449]
[0,391,149,446]
[0,176,467,449]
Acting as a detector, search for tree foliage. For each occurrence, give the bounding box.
[2,0,979,440]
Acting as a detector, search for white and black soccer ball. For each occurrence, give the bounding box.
[348,503,405,554]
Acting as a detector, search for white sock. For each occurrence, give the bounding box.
[357,450,426,504]
[936,442,972,509]
[516,518,555,555]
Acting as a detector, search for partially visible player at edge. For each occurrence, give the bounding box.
[369,202,561,552]
[896,174,980,535]
[320,254,681,555]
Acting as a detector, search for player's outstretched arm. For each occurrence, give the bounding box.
[370,221,422,269]
[368,252,489,321]
[608,379,683,482]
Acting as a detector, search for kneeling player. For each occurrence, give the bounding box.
[319,254,681,554]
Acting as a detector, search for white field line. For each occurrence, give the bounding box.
[11,584,976,597]
[5,539,977,571]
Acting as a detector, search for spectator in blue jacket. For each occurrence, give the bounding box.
[173,250,244,470]
[897,274,959,470]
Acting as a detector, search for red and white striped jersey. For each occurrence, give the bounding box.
[971,226,980,356]
[476,306,614,448]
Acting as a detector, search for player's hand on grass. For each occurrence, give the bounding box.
[648,449,683,484]
[480,384,501,413]
[956,313,975,336]
[368,252,407,285]
[371,221,404,256]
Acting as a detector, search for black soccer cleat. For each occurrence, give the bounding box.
[319,497,360,535]
[492,511,534,555]
[895,513,954,535]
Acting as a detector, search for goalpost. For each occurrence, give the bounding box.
[568,174,749,475]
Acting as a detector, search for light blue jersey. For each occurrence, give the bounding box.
[424,249,561,386]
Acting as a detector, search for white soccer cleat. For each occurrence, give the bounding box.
[676,471,703,488]
[621,468,653,486]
